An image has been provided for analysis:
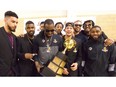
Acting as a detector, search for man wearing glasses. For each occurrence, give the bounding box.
[33,19,63,76]
[78,20,114,76]
[75,20,113,45]
[74,20,82,36]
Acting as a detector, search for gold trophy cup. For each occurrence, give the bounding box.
[40,38,76,76]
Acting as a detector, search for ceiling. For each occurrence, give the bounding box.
[0,0,116,19]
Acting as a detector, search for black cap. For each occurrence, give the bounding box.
[65,22,74,28]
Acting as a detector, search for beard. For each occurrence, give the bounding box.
[8,25,16,32]
[28,31,35,37]
[92,36,99,40]
[91,35,101,41]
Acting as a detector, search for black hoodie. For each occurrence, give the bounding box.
[82,35,115,76]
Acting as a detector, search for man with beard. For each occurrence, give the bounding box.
[33,19,63,76]
[74,20,82,36]
[17,21,38,76]
[0,11,19,76]
[82,25,115,76]
[76,20,113,45]
[75,20,114,75]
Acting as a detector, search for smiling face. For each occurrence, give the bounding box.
[65,25,74,37]
[83,20,94,36]
[55,23,63,34]
[25,23,35,37]
[74,21,82,33]
[44,23,54,38]
[90,26,102,40]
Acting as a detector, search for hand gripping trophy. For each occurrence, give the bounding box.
[40,38,76,76]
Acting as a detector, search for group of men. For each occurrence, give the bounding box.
[0,11,116,76]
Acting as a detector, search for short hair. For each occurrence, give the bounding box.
[5,11,18,18]
[65,22,74,28]
[40,21,45,25]
[91,25,101,30]
[44,19,54,26]
[74,20,82,24]
[83,20,95,27]
[25,21,34,26]
[55,22,64,28]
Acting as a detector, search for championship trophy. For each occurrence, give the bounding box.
[40,38,76,76]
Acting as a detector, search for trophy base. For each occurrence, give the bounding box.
[40,67,56,76]
[40,52,67,76]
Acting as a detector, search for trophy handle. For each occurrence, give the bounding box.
[62,47,67,54]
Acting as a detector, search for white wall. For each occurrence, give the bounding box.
[0,0,116,19]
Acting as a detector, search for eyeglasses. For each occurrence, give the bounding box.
[84,24,92,26]
[45,29,54,32]
[74,24,82,27]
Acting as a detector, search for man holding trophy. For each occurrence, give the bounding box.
[33,19,63,76]
[40,22,82,76]
[62,22,82,76]
[33,19,82,76]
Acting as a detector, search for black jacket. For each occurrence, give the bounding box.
[62,36,82,76]
[83,36,115,76]
[0,27,19,76]
[17,34,38,76]
[33,31,63,65]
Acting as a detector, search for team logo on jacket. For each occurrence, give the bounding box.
[53,39,57,43]
[73,48,77,53]
[42,39,45,43]
[88,47,92,51]
[102,47,108,52]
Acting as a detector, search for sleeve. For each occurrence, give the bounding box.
[102,31,108,40]
[81,42,87,67]
[17,37,25,60]
[76,40,83,76]
[33,36,39,53]
[58,36,63,52]
[108,44,116,76]
[33,36,40,61]
[76,40,82,66]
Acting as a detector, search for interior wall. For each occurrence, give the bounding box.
[14,18,24,36]
[0,18,24,36]
[0,19,4,27]
[96,14,116,40]
[0,14,116,40]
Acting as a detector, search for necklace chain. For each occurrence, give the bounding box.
[45,35,53,52]
[27,34,34,45]
[45,36,53,47]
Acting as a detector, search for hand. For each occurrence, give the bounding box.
[114,39,116,44]
[104,38,114,46]
[35,61,43,72]
[24,53,37,59]
[19,34,24,37]
[70,63,78,71]
[63,68,69,75]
